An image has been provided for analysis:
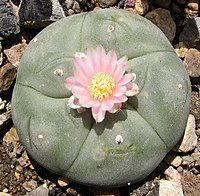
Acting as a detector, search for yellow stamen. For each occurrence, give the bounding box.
[88,72,115,100]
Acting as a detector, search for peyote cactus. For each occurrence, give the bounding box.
[11,9,191,187]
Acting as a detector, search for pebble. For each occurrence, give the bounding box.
[97,0,118,8]
[4,43,27,67]
[155,0,171,8]
[0,62,17,92]
[0,0,20,39]
[164,152,183,167]
[145,8,176,43]
[0,98,6,110]
[57,176,69,187]
[159,180,184,196]
[25,185,49,196]
[183,48,200,78]
[159,166,184,196]
[176,0,187,4]
[179,17,200,49]
[126,0,149,15]
[0,42,2,65]
[22,179,38,192]
[173,114,198,153]
[174,42,188,58]
[0,193,11,196]
[187,0,199,11]
[3,128,19,146]
[19,0,65,27]
[0,102,11,127]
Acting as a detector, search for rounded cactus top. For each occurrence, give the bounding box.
[11,8,191,187]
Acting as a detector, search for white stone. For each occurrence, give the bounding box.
[164,152,182,167]
[173,114,197,153]
[159,180,184,196]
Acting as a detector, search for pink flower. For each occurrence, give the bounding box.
[64,45,139,123]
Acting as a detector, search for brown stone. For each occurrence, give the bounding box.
[4,42,27,68]
[126,0,149,15]
[145,8,176,43]
[97,0,118,8]
[174,42,188,58]
[0,62,17,92]
[183,48,200,78]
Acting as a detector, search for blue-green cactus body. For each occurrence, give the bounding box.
[11,9,191,186]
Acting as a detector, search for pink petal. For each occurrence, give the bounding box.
[96,45,107,72]
[117,73,134,86]
[112,86,127,97]
[84,48,102,76]
[64,77,77,91]
[92,106,106,123]
[125,83,139,96]
[71,85,89,99]
[101,99,114,111]
[113,56,128,82]
[113,95,128,103]
[106,50,117,75]
[79,98,100,108]
[109,103,122,113]
[74,70,89,85]
[68,95,81,109]
[74,57,89,77]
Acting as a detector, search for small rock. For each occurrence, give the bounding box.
[18,151,31,167]
[155,0,171,8]
[187,0,199,11]
[57,176,69,187]
[3,127,19,146]
[25,185,49,196]
[181,175,200,196]
[22,180,38,192]
[0,62,17,92]
[4,42,27,68]
[0,193,11,196]
[179,17,200,49]
[0,97,6,110]
[183,48,200,78]
[173,114,198,153]
[190,91,200,122]
[174,42,188,58]
[14,171,20,180]
[164,152,183,167]
[0,42,2,65]
[66,0,75,9]
[0,0,20,39]
[145,8,176,43]
[172,2,182,14]
[159,180,184,196]
[90,187,121,196]
[126,0,149,15]
[176,0,187,4]
[159,166,184,196]
[0,102,11,127]
[19,0,65,28]
[97,0,118,8]
[164,166,182,182]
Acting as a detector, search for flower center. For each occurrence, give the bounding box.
[88,72,115,100]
